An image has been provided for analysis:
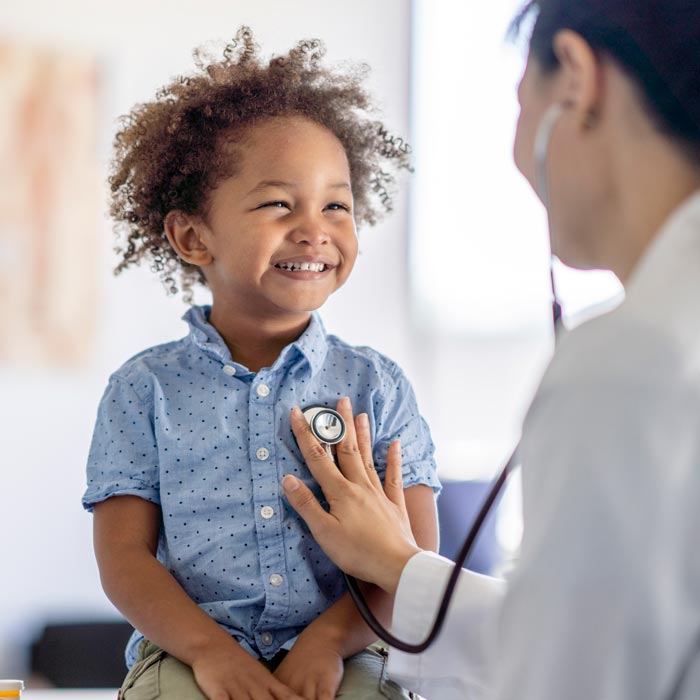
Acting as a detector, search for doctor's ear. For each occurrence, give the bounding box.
[552,30,602,129]
[164,211,213,266]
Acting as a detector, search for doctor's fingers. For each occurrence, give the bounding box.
[383,439,407,511]
[282,473,335,539]
[332,397,376,485]
[290,406,351,496]
[354,412,383,490]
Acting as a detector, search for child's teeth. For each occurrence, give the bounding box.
[278,262,325,271]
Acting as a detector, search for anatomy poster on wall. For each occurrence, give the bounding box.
[0,41,98,365]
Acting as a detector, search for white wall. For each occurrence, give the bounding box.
[0,0,414,676]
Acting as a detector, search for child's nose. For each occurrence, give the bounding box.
[289,213,330,245]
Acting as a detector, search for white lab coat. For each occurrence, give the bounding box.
[387,192,700,700]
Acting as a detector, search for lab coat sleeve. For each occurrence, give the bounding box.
[387,551,506,699]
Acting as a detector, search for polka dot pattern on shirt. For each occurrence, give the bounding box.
[83,306,440,666]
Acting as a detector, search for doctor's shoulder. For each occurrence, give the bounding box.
[533,305,688,412]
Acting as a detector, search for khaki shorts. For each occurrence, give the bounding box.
[119,639,414,699]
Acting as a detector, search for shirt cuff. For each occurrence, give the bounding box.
[387,551,505,699]
[82,486,161,512]
[392,551,452,643]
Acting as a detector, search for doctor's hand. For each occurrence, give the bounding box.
[283,397,422,595]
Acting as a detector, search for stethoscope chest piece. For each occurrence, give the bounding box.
[301,405,346,460]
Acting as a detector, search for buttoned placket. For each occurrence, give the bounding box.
[248,370,290,635]
[129,309,373,662]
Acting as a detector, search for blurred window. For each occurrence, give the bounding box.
[410,0,622,336]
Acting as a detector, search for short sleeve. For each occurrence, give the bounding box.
[372,364,441,495]
[82,375,161,512]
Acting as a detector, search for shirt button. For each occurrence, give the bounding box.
[256,383,271,397]
[260,632,273,646]
[256,447,270,461]
[269,573,284,587]
[223,365,236,376]
[260,505,275,519]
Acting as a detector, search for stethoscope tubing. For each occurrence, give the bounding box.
[337,288,558,652]
[342,284,559,651]
[345,449,515,653]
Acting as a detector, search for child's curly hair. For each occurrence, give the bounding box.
[109,27,412,301]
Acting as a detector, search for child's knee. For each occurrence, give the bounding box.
[338,643,413,699]
[120,641,205,700]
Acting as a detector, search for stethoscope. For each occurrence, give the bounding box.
[301,102,566,653]
[302,403,517,654]
[301,405,346,457]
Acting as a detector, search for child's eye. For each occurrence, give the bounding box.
[258,201,291,210]
[325,203,351,212]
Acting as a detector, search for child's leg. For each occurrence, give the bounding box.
[119,639,284,700]
[337,642,415,699]
[119,640,206,700]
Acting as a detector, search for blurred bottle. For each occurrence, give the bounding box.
[0,680,24,698]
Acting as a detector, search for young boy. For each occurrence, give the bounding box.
[83,28,440,700]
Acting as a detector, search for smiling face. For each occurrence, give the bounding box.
[194,116,358,326]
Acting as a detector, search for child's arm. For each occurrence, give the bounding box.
[93,495,302,700]
[274,483,438,696]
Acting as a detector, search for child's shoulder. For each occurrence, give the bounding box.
[108,336,191,387]
[323,332,404,378]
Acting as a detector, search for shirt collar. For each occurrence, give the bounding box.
[183,305,234,365]
[286,311,328,376]
[183,305,329,376]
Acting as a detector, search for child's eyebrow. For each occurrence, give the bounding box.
[246,180,351,196]
[247,180,294,195]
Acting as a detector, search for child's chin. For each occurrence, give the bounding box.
[280,293,335,314]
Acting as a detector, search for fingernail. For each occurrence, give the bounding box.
[283,475,299,492]
[358,413,369,428]
[291,406,302,420]
[340,396,350,409]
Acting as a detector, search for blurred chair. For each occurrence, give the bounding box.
[437,479,502,574]
[30,620,133,688]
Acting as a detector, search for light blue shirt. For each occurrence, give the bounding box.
[83,306,440,667]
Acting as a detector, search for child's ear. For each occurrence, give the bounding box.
[164,211,213,266]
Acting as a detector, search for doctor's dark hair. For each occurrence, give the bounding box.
[109,27,411,301]
[511,1,700,163]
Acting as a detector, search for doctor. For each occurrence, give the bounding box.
[282,1,700,699]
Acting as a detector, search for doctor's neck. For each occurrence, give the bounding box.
[603,120,700,285]
[609,169,700,287]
